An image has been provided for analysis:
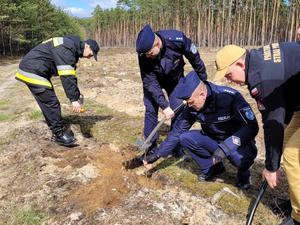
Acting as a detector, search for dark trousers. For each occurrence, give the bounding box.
[28,85,62,134]
[143,83,183,150]
[179,130,257,183]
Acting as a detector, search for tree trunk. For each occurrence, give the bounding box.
[261,0,266,45]
[247,0,253,46]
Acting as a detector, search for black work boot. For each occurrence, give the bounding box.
[236,181,251,190]
[51,132,77,147]
[198,162,226,182]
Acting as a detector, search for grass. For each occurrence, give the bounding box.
[0,114,13,121]
[0,99,10,111]
[12,207,49,225]
[30,110,43,119]
[0,106,9,110]
[63,101,143,143]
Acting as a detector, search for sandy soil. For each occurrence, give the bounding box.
[0,48,286,225]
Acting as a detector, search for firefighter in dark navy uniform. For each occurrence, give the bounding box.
[143,71,258,190]
[214,43,300,225]
[136,24,207,159]
[16,34,99,146]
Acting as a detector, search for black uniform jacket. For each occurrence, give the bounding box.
[157,82,258,158]
[246,42,300,171]
[138,29,207,110]
[16,34,83,102]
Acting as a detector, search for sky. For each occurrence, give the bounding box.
[51,0,118,18]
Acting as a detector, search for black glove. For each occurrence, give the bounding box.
[213,148,227,163]
[145,152,160,164]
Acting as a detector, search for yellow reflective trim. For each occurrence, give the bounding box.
[42,38,53,44]
[16,72,52,88]
[53,37,59,47]
[58,70,76,76]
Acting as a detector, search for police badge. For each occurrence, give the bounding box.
[243,107,255,120]
[232,136,241,146]
[190,43,197,54]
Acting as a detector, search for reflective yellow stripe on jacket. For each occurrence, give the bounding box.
[57,65,76,77]
[42,37,64,47]
[15,69,52,88]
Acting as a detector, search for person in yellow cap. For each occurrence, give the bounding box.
[214,43,300,225]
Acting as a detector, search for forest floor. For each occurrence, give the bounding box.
[0,47,290,225]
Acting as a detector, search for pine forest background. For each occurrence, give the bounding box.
[1,0,300,56]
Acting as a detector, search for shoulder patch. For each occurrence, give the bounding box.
[257,101,266,111]
[251,87,258,96]
[232,136,241,146]
[242,107,255,120]
[190,43,197,54]
[168,36,184,42]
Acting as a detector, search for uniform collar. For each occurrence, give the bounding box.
[156,32,165,60]
[202,81,215,112]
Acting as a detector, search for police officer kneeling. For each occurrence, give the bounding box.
[143,71,259,190]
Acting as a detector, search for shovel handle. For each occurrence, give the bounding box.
[144,100,186,144]
[246,180,268,225]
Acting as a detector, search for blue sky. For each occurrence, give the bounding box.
[51,0,118,18]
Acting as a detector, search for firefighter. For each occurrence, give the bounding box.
[16,34,99,146]
[143,71,258,190]
[136,24,207,159]
[214,43,300,225]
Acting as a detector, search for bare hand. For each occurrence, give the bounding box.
[262,168,281,188]
[72,101,82,113]
[163,107,174,120]
[143,160,153,170]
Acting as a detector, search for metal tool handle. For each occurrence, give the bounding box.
[144,100,186,144]
[246,180,268,225]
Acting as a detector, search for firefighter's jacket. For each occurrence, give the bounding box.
[16,34,83,102]
[246,42,300,171]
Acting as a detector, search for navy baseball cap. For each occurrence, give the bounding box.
[136,24,155,53]
[176,71,201,100]
[85,39,100,61]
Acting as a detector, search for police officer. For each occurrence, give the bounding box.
[136,24,207,158]
[16,34,99,146]
[214,43,300,225]
[143,71,258,190]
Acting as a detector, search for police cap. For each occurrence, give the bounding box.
[176,71,201,100]
[136,24,155,53]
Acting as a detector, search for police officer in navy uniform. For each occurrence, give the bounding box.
[136,24,207,158]
[214,43,300,225]
[16,34,99,146]
[143,71,258,190]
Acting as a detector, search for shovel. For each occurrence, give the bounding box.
[246,180,268,225]
[134,100,186,157]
